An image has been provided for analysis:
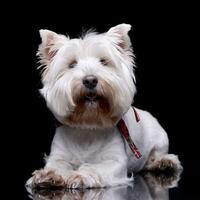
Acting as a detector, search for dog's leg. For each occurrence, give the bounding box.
[26,154,73,189]
[133,109,183,177]
[66,158,131,189]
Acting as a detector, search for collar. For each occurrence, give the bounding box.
[117,107,142,159]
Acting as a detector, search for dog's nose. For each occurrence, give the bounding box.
[83,75,98,89]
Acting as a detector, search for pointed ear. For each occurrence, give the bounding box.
[106,24,132,50]
[38,29,67,63]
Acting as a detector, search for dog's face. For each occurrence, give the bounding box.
[38,24,136,128]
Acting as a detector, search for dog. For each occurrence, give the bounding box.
[26,24,182,189]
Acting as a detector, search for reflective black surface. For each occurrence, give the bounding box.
[26,172,181,200]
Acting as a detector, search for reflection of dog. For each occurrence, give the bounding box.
[26,24,182,189]
[30,172,179,200]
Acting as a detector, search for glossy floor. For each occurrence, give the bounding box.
[26,172,181,200]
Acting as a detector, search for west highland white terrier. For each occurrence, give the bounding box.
[26,24,182,190]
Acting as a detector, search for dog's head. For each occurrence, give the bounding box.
[38,24,136,128]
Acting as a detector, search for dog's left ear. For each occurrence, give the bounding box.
[106,24,132,51]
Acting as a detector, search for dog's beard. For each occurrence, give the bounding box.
[64,80,119,129]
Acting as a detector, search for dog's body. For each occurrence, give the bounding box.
[26,24,182,189]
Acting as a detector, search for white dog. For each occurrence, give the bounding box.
[26,24,182,189]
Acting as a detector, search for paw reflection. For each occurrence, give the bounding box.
[27,171,181,200]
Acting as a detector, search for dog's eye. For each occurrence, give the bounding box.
[68,60,77,68]
[100,58,109,66]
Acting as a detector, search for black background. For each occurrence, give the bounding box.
[3,2,199,199]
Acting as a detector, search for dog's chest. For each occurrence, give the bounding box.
[54,126,124,164]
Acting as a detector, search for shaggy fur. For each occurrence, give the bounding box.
[26,24,182,190]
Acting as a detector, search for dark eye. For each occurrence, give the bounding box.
[68,60,77,68]
[100,58,109,66]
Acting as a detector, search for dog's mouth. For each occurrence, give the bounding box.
[74,89,104,106]
[66,86,117,128]
[84,90,100,102]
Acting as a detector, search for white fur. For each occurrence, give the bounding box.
[39,24,135,124]
[26,24,182,189]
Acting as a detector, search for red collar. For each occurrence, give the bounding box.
[117,107,142,159]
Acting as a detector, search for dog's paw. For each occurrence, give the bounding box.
[26,169,65,190]
[66,173,84,189]
[66,172,102,189]
[147,154,183,174]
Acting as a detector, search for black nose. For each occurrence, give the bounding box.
[83,75,98,89]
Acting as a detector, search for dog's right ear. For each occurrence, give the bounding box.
[38,30,67,64]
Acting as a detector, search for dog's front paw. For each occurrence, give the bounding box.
[66,173,84,189]
[26,169,65,190]
[66,172,102,189]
